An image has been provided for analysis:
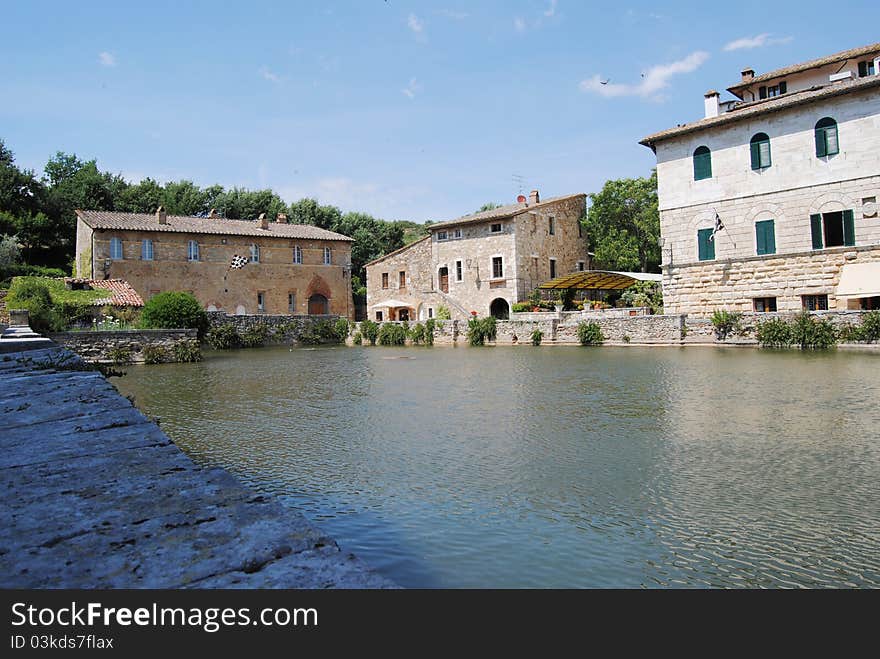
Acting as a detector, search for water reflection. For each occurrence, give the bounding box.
[116,345,880,588]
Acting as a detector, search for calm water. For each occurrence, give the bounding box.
[115,345,880,588]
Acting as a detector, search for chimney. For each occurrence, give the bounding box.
[276,213,288,223]
[704,90,720,118]
[529,189,540,205]
[741,68,755,83]
[258,212,268,230]
[208,208,217,218]
[156,205,167,225]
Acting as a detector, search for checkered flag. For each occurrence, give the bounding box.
[229,254,249,269]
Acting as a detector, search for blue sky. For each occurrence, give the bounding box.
[1,1,876,222]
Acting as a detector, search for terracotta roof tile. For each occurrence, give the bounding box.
[429,193,586,230]
[64,278,145,307]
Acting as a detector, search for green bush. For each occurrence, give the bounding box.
[512,302,532,313]
[425,318,436,346]
[6,278,63,333]
[299,319,342,344]
[107,346,132,365]
[560,288,577,311]
[140,292,208,337]
[409,322,426,345]
[360,319,379,345]
[436,306,451,320]
[240,324,269,348]
[377,322,407,346]
[467,316,497,346]
[352,331,363,345]
[836,323,865,344]
[620,281,663,313]
[334,318,350,341]
[530,328,543,346]
[711,310,743,340]
[861,311,880,342]
[206,323,242,350]
[576,321,605,346]
[791,312,836,350]
[756,318,793,348]
[172,339,203,363]
[142,345,170,364]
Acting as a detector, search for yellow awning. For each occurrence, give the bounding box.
[836,262,880,298]
[539,270,662,290]
[370,299,412,309]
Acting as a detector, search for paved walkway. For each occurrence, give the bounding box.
[0,347,393,588]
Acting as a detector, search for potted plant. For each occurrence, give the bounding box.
[553,292,564,312]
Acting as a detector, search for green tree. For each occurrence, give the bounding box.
[163,180,211,216]
[477,202,501,213]
[583,171,659,273]
[288,197,343,229]
[117,177,164,213]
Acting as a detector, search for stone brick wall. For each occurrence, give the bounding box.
[206,311,343,345]
[49,329,198,363]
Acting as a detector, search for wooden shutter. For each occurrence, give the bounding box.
[779,81,787,94]
[694,151,711,180]
[698,229,715,261]
[859,61,868,77]
[751,141,761,170]
[765,220,776,254]
[810,214,823,249]
[759,86,767,99]
[826,125,838,155]
[843,209,855,246]
[815,126,826,157]
[759,140,771,167]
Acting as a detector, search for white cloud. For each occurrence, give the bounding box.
[579,51,710,101]
[723,33,793,52]
[98,51,116,67]
[514,17,526,33]
[402,77,422,100]
[544,0,557,17]
[438,9,469,20]
[259,66,280,83]
[408,13,425,37]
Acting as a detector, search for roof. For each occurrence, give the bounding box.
[76,210,354,242]
[640,75,880,147]
[428,193,586,230]
[364,235,431,268]
[539,270,662,291]
[727,42,880,98]
[64,278,145,307]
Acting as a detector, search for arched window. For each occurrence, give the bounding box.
[693,146,712,180]
[815,117,839,157]
[187,240,199,261]
[750,133,771,170]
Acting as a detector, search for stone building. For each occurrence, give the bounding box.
[641,42,880,315]
[75,209,354,318]
[365,191,588,321]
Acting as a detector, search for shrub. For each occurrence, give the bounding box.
[140,292,208,337]
[206,323,242,350]
[529,288,542,308]
[530,328,543,346]
[791,311,836,350]
[107,346,132,365]
[576,321,604,345]
[240,323,269,348]
[861,311,880,342]
[377,322,407,346]
[6,278,63,333]
[622,335,631,343]
[560,288,576,311]
[511,302,532,313]
[436,305,451,320]
[620,281,663,313]
[711,310,743,340]
[409,322,426,345]
[334,318,350,341]
[836,323,865,344]
[425,318,436,346]
[352,331,363,345]
[299,319,343,344]
[467,316,497,346]
[172,339,203,363]
[142,345,170,364]
[360,319,379,345]
[756,318,793,348]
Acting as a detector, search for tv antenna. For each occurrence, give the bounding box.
[511,174,526,195]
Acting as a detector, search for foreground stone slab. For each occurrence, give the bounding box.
[0,348,394,588]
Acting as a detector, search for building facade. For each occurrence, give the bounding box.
[365,191,588,321]
[641,43,880,315]
[75,209,354,318]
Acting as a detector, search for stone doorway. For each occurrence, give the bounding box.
[490,298,509,320]
[308,294,329,315]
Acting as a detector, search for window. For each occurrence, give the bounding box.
[250,244,260,263]
[288,293,296,313]
[759,81,787,99]
[858,60,876,77]
[754,297,777,312]
[257,292,265,312]
[490,223,502,233]
[693,146,712,180]
[577,261,585,272]
[453,228,462,239]
[750,133,771,170]
[549,258,557,279]
[755,219,776,255]
[141,239,153,261]
[697,228,715,261]
[376,310,383,321]
[548,217,555,235]
[110,238,123,260]
[811,210,855,249]
[455,260,463,282]
[815,117,839,157]
[802,294,828,311]
[399,271,406,289]
[323,247,331,265]
[428,308,434,319]
[187,240,199,261]
[492,256,503,279]
[437,231,448,241]
[292,245,303,264]
[381,272,389,289]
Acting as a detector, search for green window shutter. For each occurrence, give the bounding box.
[698,228,715,261]
[859,61,867,77]
[694,151,711,180]
[755,220,775,255]
[815,127,826,157]
[766,220,776,254]
[779,81,787,94]
[843,209,855,246]
[750,141,761,170]
[810,214,824,249]
[756,222,766,255]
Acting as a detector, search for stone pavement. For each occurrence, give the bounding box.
[0,347,394,588]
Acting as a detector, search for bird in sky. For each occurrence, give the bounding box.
[600,78,610,85]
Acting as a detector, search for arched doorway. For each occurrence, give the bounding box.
[308,294,329,315]
[490,298,509,320]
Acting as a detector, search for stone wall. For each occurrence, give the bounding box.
[49,329,199,363]
[206,311,344,344]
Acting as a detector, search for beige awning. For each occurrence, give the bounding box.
[370,299,412,309]
[539,270,662,290]
[836,262,880,298]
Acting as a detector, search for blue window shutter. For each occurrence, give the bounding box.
[810,214,823,249]
[843,210,855,246]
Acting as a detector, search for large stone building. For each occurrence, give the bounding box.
[365,191,588,321]
[75,209,354,317]
[641,42,880,315]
